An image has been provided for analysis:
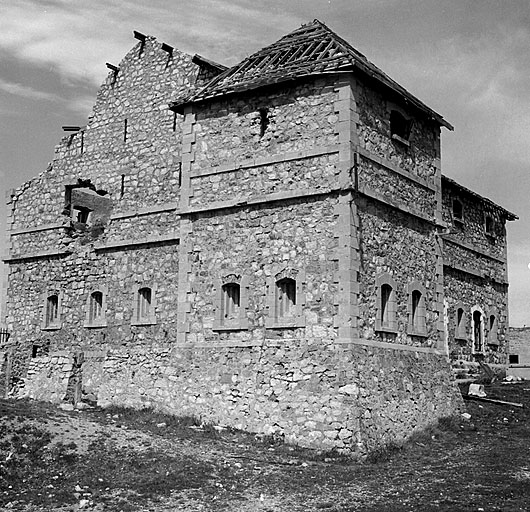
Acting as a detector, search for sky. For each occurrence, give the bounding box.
[1,0,530,325]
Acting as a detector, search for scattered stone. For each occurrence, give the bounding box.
[461,413,472,420]
[468,384,486,397]
[59,403,74,411]
[156,422,167,428]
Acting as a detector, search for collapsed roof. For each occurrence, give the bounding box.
[171,19,453,130]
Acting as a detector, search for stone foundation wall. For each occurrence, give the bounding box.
[19,342,462,454]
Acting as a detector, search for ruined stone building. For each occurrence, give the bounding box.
[1,21,517,453]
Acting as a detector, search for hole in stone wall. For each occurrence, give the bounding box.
[509,354,519,365]
[259,108,269,138]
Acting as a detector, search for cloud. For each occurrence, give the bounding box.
[0,0,300,89]
[0,77,61,102]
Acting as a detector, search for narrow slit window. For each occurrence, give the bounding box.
[222,283,240,320]
[277,278,296,318]
[453,199,463,222]
[90,291,103,323]
[407,284,426,336]
[455,307,466,339]
[390,110,412,143]
[411,290,421,329]
[137,287,152,322]
[123,118,128,143]
[473,310,483,352]
[381,284,392,328]
[488,314,498,345]
[46,295,59,327]
[259,108,269,138]
[485,215,495,236]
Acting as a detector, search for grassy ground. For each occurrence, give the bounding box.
[0,382,529,511]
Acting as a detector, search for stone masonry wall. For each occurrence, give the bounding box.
[191,77,339,174]
[508,328,530,365]
[444,271,508,364]
[357,199,439,346]
[18,341,460,455]
[355,79,439,180]
[186,196,338,343]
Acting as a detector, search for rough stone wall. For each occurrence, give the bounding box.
[5,35,196,381]
[191,78,339,173]
[441,183,510,366]
[355,79,439,180]
[20,341,459,454]
[357,199,439,345]
[354,76,442,348]
[185,196,338,343]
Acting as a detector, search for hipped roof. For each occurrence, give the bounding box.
[171,19,453,130]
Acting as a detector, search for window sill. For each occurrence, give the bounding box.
[407,328,428,338]
[391,133,410,147]
[131,319,157,326]
[212,325,249,332]
[41,325,61,331]
[84,321,108,329]
[375,325,398,334]
[265,317,305,329]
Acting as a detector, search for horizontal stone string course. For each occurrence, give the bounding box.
[442,234,506,263]
[3,249,72,262]
[189,145,340,178]
[357,185,436,224]
[357,147,437,192]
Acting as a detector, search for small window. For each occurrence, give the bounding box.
[213,275,249,331]
[455,307,466,340]
[265,271,305,328]
[137,287,151,321]
[472,310,484,353]
[509,354,519,365]
[259,108,269,138]
[72,206,91,224]
[390,110,412,145]
[132,285,156,325]
[222,283,240,320]
[277,277,296,318]
[485,215,495,236]
[488,314,498,345]
[375,274,397,332]
[452,199,464,223]
[85,288,107,328]
[381,284,392,327]
[42,292,62,330]
[407,283,427,336]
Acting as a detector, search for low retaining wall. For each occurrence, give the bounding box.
[19,339,463,454]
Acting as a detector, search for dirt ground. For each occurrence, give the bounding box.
[0,381,529,511]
